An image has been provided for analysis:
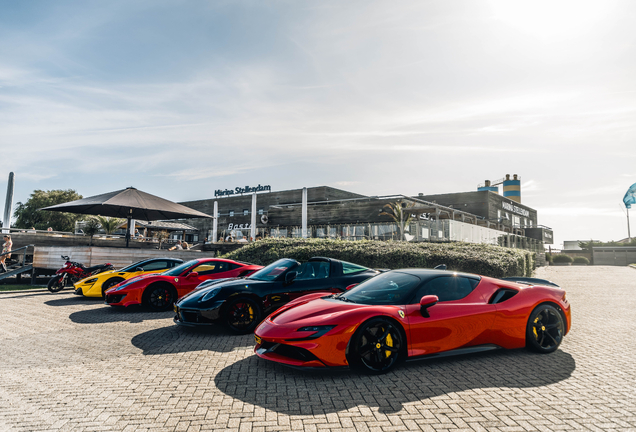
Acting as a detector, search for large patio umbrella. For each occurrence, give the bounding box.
[41,187,212,247]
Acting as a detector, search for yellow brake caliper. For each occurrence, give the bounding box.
[385,332,393,358]
[248,305,254,320]
[533,316,539,339]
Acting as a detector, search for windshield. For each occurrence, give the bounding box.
[162,260,198,276]
[338,271,421,305]
[246,258,298,281]
[119,259,149,272]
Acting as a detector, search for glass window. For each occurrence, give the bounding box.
[296,261,330,280]
[192,262,229,275]
[412,276,479,303]
[339,272,420,305]
[229,210,234,217]
[142,260,170,271]
[243,209,249,216]
[341,260,370,275]
[163,260,199,276]
[247,258,298,281]
[120,260,151,272]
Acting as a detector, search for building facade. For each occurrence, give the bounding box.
[179,184,551,251]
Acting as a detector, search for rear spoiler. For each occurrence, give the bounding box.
[501,277,560,288]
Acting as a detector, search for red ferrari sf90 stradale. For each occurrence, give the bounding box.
[254,269,570,374]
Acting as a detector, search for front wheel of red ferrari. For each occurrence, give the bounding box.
[143,284,177,312]
[526,304,565,354]
[224,297,262,335]
[349,318,403,374]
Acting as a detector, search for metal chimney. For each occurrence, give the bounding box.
[2,172,15,233]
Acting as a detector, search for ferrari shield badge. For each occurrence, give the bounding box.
[174,278,179,282]
[398,310,405,319]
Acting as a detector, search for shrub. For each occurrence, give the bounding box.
[545,252,553,264]
[223,238,534,277]
[552,254,574,263]
[572,256,589,265]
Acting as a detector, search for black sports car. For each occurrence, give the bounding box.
[173,257,380,334]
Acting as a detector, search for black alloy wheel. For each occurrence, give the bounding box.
[145,285,176,312]
[526,304,565,353]
[225,298,262,334]
[350,317,403,374]
[47,275,66,293]
[101,278,125,297]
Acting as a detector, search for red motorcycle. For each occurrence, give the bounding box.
[47,255,115,293]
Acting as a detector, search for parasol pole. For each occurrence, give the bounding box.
[628,207,631,241]
[126,208,132,248]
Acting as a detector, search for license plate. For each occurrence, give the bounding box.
[254,335,262,345]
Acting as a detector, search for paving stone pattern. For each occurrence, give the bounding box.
[0,266,635,431]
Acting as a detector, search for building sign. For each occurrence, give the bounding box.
[228,223,252,230]
[502,201,530,218]
[215,184,271,197]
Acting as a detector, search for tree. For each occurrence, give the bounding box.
[379,201,415,240]
[83,218,101,246]
[96,216,124,235]
[13,189,84,232]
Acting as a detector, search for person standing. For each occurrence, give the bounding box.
[1,235,12,272]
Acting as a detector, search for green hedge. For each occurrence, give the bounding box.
[572,256,589,265]
[553,254,574,263]
[222,238,534,277]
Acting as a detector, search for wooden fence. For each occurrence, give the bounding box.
[33,246,214,271]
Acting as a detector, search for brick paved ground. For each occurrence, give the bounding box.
[0,266,634,431]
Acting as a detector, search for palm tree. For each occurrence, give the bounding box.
[96,216,124,235]
[153,230,169,249]
[83,217,101,246]
[379,201,415,240]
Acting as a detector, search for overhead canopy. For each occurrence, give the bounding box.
[41,187,212,221]
[120,220,198,232]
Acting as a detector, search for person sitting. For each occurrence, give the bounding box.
[1,235,12,273]
[237,236,248,243]
[169,240,183,251]
[182,241,189,250]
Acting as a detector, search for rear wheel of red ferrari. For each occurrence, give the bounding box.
[225,297,261,335]
[349,318,403,374]
[143,284,177,312]
[526,304,565,353]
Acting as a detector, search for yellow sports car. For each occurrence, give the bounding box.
[74,258,184,298]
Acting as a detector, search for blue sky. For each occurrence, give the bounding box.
[1,0,635,247]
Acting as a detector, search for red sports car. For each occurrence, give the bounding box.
[105,258,262,311]
[254,269,571,374]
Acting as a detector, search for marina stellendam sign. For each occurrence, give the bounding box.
[215,184,272,197]
[502,201,530,217]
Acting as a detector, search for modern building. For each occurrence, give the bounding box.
[178,178,552,251]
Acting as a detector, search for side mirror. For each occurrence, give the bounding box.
[135,267,144,272]
[188,271,199,279]
[346,283,358,291]
[285,271,298,284]
[419,295,439,318]
[238,269,250,277]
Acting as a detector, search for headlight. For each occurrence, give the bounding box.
[112,281,133,291]
[201,287,221,302]
[295,325,336,339]
[83,278,98,284]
